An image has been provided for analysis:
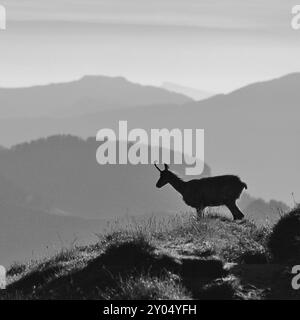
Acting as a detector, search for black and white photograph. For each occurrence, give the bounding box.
[0,0,300,307]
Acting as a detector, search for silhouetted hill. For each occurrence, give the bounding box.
[0,73,297,204]
[0,135,211,219]
[0,162,107,266]
[3,212,299,300]
[0,146,107,267]
[0,200,105,267]
[0,135,211,265]
[0,135,289,266]
[239,193,290,224]
[0,75,192,118]
[0,135,287,222]
[0,174,33,207]
[245,199,290,223]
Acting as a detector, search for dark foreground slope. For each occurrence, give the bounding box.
[2,210,299,300]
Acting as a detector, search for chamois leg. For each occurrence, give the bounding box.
[196,206,205,219]
[226,201,244,220]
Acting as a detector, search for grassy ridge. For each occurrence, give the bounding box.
[1,210,300,300]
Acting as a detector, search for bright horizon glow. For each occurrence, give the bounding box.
[0,0,300,93]
[0,71,297,96]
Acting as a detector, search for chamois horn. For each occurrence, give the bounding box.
[154,162,162,172]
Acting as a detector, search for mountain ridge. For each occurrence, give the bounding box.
[0,75,192,118]
[162,81,215,100]
[0,73,299,205]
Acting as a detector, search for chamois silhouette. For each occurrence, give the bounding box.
[154,163,247,220]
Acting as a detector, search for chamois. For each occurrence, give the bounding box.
[154,163,247,220]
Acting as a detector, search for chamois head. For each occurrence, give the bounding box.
[154,163,173,188]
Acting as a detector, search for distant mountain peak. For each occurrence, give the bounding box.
[78,75,128,83]
[162,82,215,101]
[0,75,192,118]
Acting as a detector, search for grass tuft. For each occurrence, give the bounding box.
[268,206,300,262]
[101,274,191,300]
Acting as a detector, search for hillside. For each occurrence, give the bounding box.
[2,208,299,300]
[0,75,192,118]
[0,135,211,218]
[0,199,106,267]
[0,73,298,205]
[0,135,287,221]
[0,135,210,265]
[0,135,289,266]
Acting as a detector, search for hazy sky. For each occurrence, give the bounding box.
[0,0,300,92]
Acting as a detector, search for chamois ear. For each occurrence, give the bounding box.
[164,164,169,171]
